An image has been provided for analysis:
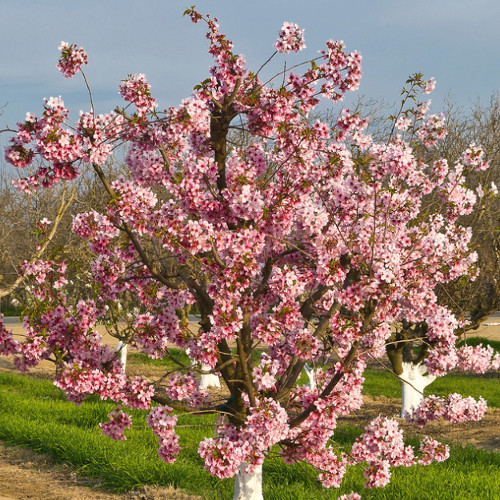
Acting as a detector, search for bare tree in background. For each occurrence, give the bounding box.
[0,154,128,309]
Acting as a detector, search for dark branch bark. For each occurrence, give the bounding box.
[288,301,376,429]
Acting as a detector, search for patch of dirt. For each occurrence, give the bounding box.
[0,324,204,500]
[344,395,500,452]
[0,442,200,500]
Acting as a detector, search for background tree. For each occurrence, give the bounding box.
[0,176,74,304]
[380,94,500,415]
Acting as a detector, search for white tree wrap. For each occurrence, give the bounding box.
[233,463,263,500]
[399,362,436,417]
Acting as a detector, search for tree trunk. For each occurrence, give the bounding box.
[399,362,436,417]
[233,463,263,500]
[303,363,316,390]
[199,364,221,389]
[116,341,128,371]
[185,347,221,389]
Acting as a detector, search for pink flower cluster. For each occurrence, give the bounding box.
[20,259,68,296]
[99,407,132,440]
[423,77,436,94]
[339,494,361,500]
[57,41,88,78]
[119,74,157,116]
[72,210,120,253]
[457,343,500,373]
[297,447,347,488]
[418,437,449,465]
[124,376,155,409]
[55,361,124,404]
[109,177,158,233]
[54,357,154,408]
[197,435,246,479]
[199,398,288,478]
[253,353,280,391]
[275,22,306,53]
[461,143,488,171]
[5,97,82,190]
[4,131,34,168]
[406,393,488,427]
[13,336,48,372]
[417,113,447,146]
[164,372,209,408]
[318,40,362,99]
[0,316,19,356]
[351,416,415,487]
[147,405,180,463]
[77,111,116,165]
[395,115,412,131]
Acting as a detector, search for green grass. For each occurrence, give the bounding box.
[129,349,191,369]
[0,371,499,498]
[0,303,22,316]
[363,336,500,406]
[458,336,500,351]
[0,373,227,497]
[363,368,500,407]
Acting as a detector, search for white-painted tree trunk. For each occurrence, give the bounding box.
[233,463,263,500]
[116,341,128,370]
[185,348,221,389]
[399,362,436,417]
[303,363,316,390]
[199,363,221,389]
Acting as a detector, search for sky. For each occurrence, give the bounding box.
[1,0,499,149]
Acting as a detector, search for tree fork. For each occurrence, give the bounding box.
[288,302,375,428]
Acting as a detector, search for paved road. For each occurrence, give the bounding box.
[3,314,500,339]
[1,317,22,326]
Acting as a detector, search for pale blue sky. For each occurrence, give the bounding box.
[1,0,499,136]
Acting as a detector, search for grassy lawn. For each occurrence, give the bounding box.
[363,368,500,407]
[363,336,500,407]
[457,337,500,351]
[0,370,499,499]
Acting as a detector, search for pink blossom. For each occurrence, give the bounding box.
[4,143,34,167]
[99,407,132,440]
[351,416,415,468]
[462,143,488,170]
[0,317,19,356]
[339,494,361,500]
[198,437,246,479]
[147,405,180,463]
[364,460,391,488]
[395,115,412,131]
[423,77,436,94]
[119,74,157,116]
[457,343,499,373]
[406,393,488,427]
[2,13,495,494]
[253,353,280,390]
[417,113,447,146]
[275,22,306,53]
[164,372,209,407]
[57,42,88,78]
[418,437,450,465]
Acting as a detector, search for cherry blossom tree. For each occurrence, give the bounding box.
[1,9,498,499]
[381,93,500,417]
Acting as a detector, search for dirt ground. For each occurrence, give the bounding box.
[0,442,200,500]
[0,319,499,499]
